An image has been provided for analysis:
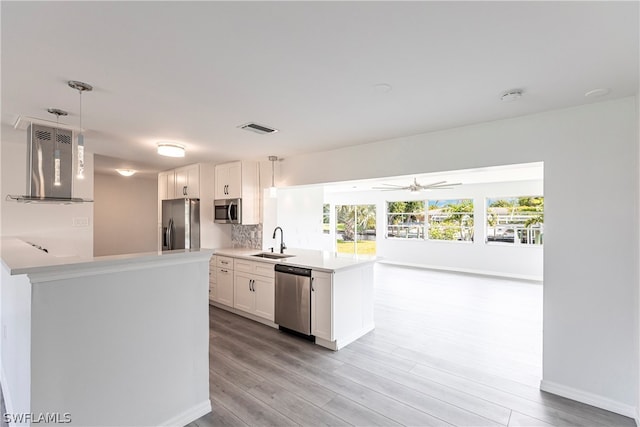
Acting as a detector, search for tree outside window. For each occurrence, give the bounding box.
[322,203,330,234]
[486,196,543,245]
[427,199,474,242]
[335,205,376,254]
[386,201,425,239]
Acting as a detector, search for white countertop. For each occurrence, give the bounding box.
[214,247,376,272]
[1,238,214,276]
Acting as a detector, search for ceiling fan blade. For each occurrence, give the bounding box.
[425,180,448,187]
[426,182,462,188]
[371,184,409,191]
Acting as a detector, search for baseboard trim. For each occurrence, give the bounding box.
[540,380,636,419]
[159,399,211,427]
[377,259,543,282]
[209,302,278,329]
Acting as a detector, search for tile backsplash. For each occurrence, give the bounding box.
[231,224,263,249]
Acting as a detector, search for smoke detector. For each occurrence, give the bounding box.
[238,122,279,135]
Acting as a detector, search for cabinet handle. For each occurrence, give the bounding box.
[251,279,255,292]
[183,186,187,196]
[311,277,315,292]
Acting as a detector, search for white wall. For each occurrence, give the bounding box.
[325,179,544,280]
[275,186,326,251]
[94,173,158,256]
[1,140,94,257]
[0,268,31,420]
[278,98,639,416]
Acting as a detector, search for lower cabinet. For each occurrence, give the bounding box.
[234,272,275,321]
[216,268,234,307]
[233,260,275,322]
[209,256,217,302]
[311,270,333,341]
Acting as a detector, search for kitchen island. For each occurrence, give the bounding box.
[0,238,213,427]
[211,247,376,351]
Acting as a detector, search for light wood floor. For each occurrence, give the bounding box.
[193,263,634,427]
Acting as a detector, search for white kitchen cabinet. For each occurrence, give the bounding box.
[311,270,333,341]
[209,256,217,303]
[214,256,234,307]
[215,162,242,199]
[214,161,260,224]
[253,275,275,321]
[158,164,200,200]
[234,272,256,313]
[233,259,275,322]
[175,164,200,198]
[158,170,176,200]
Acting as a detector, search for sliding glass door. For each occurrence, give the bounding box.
[335,204,376,255]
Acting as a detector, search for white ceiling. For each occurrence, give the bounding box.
[1,2,638,176]
[322,162,544,193]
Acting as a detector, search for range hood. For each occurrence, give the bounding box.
[6,123,92,204]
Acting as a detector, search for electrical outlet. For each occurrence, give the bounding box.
[73,217,89,227]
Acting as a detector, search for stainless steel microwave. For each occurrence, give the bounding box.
[214,198,241,224]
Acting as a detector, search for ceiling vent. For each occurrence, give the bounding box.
[238,122,279,135]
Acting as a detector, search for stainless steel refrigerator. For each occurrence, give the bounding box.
[162,198,200,250]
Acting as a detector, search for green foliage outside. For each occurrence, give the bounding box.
[336,204,376,242]
[427,199,474,241]
[487,196,544,244]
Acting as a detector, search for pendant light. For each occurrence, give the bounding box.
[68,80,93,179]
[47,108,68,187]
[268,156,278,198]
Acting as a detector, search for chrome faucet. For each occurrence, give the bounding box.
[272,226,286,254]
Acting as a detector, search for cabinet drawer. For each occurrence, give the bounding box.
[234,258,254,273]
[254,262,275,278]
[234,258,274,278]
[216,256,234,269]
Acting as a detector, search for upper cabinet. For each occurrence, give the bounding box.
[158,164,200,200]
[158,170,175,200]
[175,164,200,198]
[214,161,260,224]
[214,162,242,199]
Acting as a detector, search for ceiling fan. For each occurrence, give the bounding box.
[372,178,461,192]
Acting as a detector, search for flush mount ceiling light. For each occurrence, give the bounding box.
[157,142,185,157]
[116,169,136,177]
[500,89,523,102]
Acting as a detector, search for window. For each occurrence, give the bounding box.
[427,199,474,241]
[386,201,425,239]
[486,196,543,245]
[322,203,330,234]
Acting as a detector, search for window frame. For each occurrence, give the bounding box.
[426,198,475,243]
[485,196,544,246]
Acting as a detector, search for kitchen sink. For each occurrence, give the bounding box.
[251,252,295,260]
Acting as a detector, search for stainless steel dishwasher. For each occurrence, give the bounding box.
[274,264,313,337]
